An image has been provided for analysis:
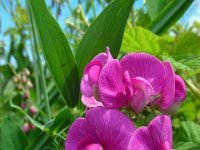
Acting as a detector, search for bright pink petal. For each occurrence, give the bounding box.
[86,107,136,150]
[81,95,103,108]
[77,137,102,150]
[130,77,154,113]
[81,75,93,97]
[148,115,172,149]
[87,65,102,85]
[92,47,113,66]
[128,127,155,150]
[174,75,186,102]
[120,53,165,93]
[65,118,91,150]
[128,115,172,150]
[98,60,129,108]
[155,61,175,110]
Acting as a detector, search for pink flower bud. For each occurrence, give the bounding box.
[31,124,36,130]
[21,102,26,110]
[23,123,30,133]
[27,80,33,89]
[22,90,30,100]
[29,105,37,115]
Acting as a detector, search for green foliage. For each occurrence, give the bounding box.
[121,26,161,55]
[75,0,134,76]
[0,0,200,149]
[1,117,28,150]
[174,121,200,149]
[28,0,80,107]
[147,0,194,34]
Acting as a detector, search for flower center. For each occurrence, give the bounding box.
[86,144,103,150]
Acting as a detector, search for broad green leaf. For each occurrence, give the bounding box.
[146,0,170,20]
[174,121,200,149]
[75,0,134,75]
[1,117,28,150]
[180,55,200,71]
[121,26,161,55]
[28,0,80,107]
[174,31,200,59]
[162,56,193,71]
[147,0,193,34]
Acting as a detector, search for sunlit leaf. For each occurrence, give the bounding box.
[121,26,161,55]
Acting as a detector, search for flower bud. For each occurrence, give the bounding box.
[27,80,33,89]
[22,90,30,100]
[29,105,37,115]
[23,123,30,133]
[21,102,26,110]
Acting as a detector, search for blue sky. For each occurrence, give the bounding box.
[0,0,200,65]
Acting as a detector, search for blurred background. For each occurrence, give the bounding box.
[1,0,200,149]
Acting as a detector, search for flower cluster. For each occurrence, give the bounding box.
[12,68,38,132]
[65,48,186,150]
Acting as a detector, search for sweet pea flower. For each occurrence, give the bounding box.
[98,53,186,114]
[153,61,186,114]
[65,107,136,150]
[80,47,113,108]
[128,115,172,150]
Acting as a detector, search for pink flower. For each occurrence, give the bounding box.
[128,115,172,150]
[152,61,186,114]
[23,122,30,133]
[98,53,186,113]
[65,107,136,150]
[80,47,113,108]
[29,105,38,115]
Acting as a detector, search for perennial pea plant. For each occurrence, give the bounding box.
[65,49,186,150]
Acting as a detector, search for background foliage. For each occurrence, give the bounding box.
[0,0,200,149]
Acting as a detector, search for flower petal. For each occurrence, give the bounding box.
[65,118,91,150]
[81,95,103,108]
[130,77,154,113]
[148,115,172,149]
[128,127,155,150]
[86,107,136,150]
[174,75,186,102]
[128,115,172,150]
[98,60,129,108]
[155,61,175,110]
[120,53,165,93]
[81,75,93,97]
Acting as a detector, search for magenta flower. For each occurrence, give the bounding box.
[98,53,186,113]
[65,107,136,150]
[80,48,113,108]
[153,61,186,114]
[128,115,172,150]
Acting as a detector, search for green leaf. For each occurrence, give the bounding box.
[1,117,28,150]
[28,0,80,107]
[147,0,193,34]
[146,0,170,20]
[121,26,161,55]
[75,0,134,76]
[174,121,200,149]
[180,55,200,71]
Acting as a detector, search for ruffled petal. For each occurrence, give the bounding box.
[81,95,103,108]
[174,75,186,102]
[148,115,172,149]
[130,77,154,113]
[120,53,165,93]
[80,75,93,97]
[65,118,91,150]
[128,115,172,150]
[77,137,102,150]
[98,60,129,108]
[155,61,175,110]
[128,127,155,150]
[86,107,136,150]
